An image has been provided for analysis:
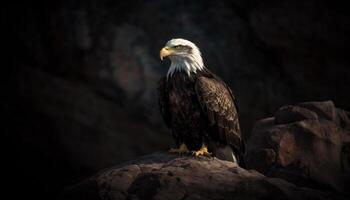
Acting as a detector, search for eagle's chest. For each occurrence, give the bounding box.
[168,74,200,116]
[169,89,194,113]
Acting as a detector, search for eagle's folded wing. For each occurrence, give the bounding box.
[195,76,242,150]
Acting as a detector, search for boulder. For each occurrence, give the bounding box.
[61,152,345,200]
[274,105,318,124]
[245,101,350,193]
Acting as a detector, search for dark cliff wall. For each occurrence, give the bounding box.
[3,0,350,199]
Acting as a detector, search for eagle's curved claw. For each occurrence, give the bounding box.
[192,145,212,157]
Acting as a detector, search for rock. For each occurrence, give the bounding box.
[61,152,345,200]
[246,101,350,193]
[336,109,350,130]
[275,105,318,124]
[298,101,337,122]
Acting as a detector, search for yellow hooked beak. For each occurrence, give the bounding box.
[160,47,173,61]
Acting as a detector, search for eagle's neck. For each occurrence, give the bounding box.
[167,52,204,78]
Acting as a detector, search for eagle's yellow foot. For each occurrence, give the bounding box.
[169,143,189,154]
[193,144,212,157]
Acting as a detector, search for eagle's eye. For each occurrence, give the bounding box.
[173,45,192,52]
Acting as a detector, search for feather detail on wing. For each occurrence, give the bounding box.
[195,76,242,150]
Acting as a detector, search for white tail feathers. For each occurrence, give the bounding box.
[213,145,237,163]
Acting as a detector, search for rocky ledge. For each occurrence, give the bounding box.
[61,101,350,200]
[61,152,345,200]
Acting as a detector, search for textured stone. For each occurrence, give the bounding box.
[246,101,350,193]
[298,101,337,122]
[275,105,318,124]
[61,152,345,200]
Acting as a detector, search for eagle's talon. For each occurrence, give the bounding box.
[192,145,212,157]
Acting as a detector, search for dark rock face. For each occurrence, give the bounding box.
[4,1,350,199]
[274,105,319,124]
[61,152,345,200]
[245,101,350,193]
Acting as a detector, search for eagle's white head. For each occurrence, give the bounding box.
[160,38,204,77]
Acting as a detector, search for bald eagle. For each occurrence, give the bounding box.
[158,38,245,165]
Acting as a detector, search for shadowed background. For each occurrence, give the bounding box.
[2,0,350,199]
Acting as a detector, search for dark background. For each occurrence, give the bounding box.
[2,0,350,199]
